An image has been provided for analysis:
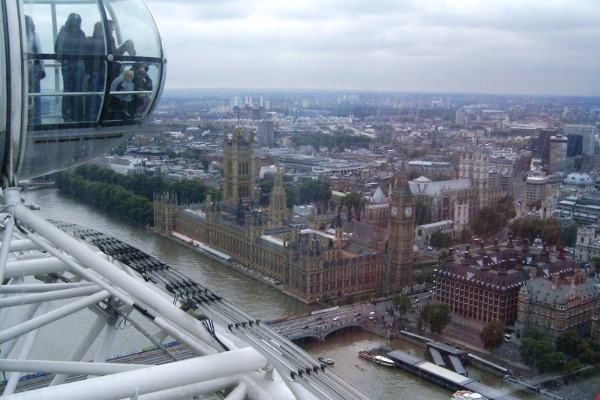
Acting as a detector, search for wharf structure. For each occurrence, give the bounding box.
[384,350,518,400]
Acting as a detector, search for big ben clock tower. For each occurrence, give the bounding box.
[386,165,415,293]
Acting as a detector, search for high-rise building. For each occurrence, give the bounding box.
[566,134,583,158]
[257,120,274,147]
[537,128,556,168]
[525,171,548,207]
[455,108,465,125]
[564,125,597,156]
[549,135,568,172]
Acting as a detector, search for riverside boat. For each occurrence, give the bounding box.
[318,357,335,366]
[358,351,396,367]
[451,390,485,399]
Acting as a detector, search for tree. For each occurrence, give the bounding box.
[459,227,473,244]
[393,294,411,315]
[342,192,365,221]
[556,330,583,360]
[590,257,600,275]
[480,320,505,351]
[418,303,451,334]
[298,179,331,212]
[560,223,579,247]
[538,352,566,374]
[470,195,516,237]
[510,218,561,247]
[520,337,553,373]
[414,197,432,226]
[429,231,452,248]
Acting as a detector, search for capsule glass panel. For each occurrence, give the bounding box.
[0,3,6,171]
[18,0,165,180]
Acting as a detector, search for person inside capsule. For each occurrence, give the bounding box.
[55,13,87,122]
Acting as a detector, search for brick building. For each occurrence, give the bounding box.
[516,265,599,340]
[434,239,529,325]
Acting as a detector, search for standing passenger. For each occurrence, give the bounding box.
[55,13,86,122]
[85,21,107,121]
[25,15,45,124]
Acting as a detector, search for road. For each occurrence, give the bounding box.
[273,303,377,339]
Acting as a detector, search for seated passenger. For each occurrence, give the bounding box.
[109,70,135,119]
[131,63,152,116]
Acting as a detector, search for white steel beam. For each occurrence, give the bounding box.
[1,347,268,400]
[2,302,51,396]
[0,238,43,253]
[0,359,142,376]
[0,282,96,293]
[0,214,16,285]
[0,285,101,307]
[51,315,107,386]
[0,290,109,345]
[12,203,225,355]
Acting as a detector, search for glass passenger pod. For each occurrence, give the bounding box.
[7,0,166,182]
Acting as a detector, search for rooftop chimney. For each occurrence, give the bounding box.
[551,272,560,289]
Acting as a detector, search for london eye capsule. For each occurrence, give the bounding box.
[1,0,166,185]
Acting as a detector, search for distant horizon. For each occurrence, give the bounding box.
[161,87,600,99]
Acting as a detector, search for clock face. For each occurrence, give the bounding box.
[391,206,398,216]
[404,206,413,217]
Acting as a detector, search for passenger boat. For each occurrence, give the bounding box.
[27,204,40,210]
[318,357,335,366]
[451,390,485,399]
[358,351,396,367]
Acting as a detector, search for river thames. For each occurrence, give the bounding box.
[21,188,530,400]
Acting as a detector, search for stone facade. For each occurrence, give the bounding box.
[516,266,599,340]
[154,127,396,304]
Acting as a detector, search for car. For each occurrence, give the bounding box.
[425,295,431,299]
[353,312,361,317]
[333,316,340,321]
[315,316,322,320]
[302,325,309,329]
[427,246,433,250]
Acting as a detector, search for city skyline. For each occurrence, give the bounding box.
[145,0,600,97]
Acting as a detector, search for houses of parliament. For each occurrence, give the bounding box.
[154,127,493,304]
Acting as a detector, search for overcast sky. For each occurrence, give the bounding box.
[144,0,600,96]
